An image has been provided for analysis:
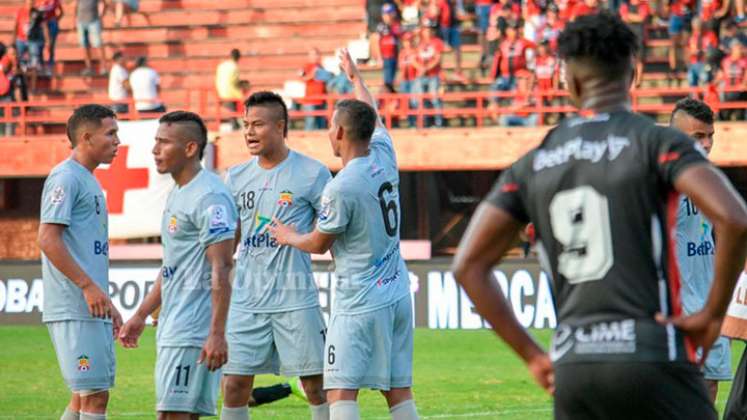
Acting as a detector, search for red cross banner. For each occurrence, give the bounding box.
[95,120,175,239]
[721,269,747,340]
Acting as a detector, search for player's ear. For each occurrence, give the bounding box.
[185,139,199,159]
[336,125,344,141]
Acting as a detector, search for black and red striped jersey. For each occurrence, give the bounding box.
[487,110,710,365]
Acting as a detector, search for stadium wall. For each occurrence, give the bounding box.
[0,259,555,329]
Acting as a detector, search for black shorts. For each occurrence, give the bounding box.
[554,362,716,420]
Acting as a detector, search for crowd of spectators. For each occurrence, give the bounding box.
[360,0,747,127]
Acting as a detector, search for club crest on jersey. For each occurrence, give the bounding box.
[168,215,178,234]
[277,190,294,207]
[208,204,230,235]
[51,186,65,205]
[77,355,90,371]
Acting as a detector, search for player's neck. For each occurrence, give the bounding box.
[340,143,370,167]
[172,162,202,187]
[580,83,632,114]
[71,150,99,173]
[257,145,290,170]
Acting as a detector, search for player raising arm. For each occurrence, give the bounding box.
[270,49,419,420]
[453,12,747,420]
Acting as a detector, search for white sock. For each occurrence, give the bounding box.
[330,401,360,420]
[60,408,80,420]
[79,413,106,420]
[310,402,330,420]
[390,400,419,420]
[221,405,250,420]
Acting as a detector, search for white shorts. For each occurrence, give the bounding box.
[47,320,115,392]
[223,306,326,377]
[324,296,414,391]
[156,346,220,416]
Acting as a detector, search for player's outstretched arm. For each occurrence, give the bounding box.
[200,239,234,371]
[661,164,747,351]
[38,223,114,320]
[453,203,554,394]
[119,274,162,348]
[268,217,336,254]
[338,48,385,129]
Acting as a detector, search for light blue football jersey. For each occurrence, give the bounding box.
[676,195,715,315]
[157,169,237,347]
[224,151,331,313]
[317,127,410,315]
[41,158,110,323]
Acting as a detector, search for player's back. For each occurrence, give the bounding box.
[158,169,237,347]
[40,158,109,323]
[317,127,410,315]
[490,110,709,365]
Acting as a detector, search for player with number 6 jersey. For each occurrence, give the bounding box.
[270,48,419,420]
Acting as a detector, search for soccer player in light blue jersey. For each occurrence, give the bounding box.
[119,111,237,419]
[670,98,730,402]
[270,49,419,420]
[39,104,122,420]
[220,91,331,420]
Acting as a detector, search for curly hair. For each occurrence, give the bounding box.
[671,97,715,125]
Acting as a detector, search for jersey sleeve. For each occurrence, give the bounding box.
[316,181,351,234]
[310,165,333,215]
[484,164,530,224]
[650,126,710,189]
[195,192,238,247]
[40,170,79,226]
[370,126,397,164]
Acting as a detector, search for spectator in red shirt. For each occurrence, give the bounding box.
[415,24,444,127]
[434,0,465,78]
[487,0,521,42]
[686,17,719,87]
[538,6,563,51]
[532,41,557,93]
[36,0,62,76]
[498,70,538,126]
[667,0,695,79]
[620,0,651,87]
[378,3,401,91]
[569,0,600,21]
[14,0,45,94]
[717,39,747,119]
[490,19,535,95]
[300,48,328,130]
[398,31,419,126]
[556,0,578,23]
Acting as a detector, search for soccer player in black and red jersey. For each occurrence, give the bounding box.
[453,12,747,420]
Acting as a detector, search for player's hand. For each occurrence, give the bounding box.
[119,314,146,348]
[199,333,228,371]
[338,48,360,82]
[82,282,111,319]
[268,217,297,246]
[526,351,555,395]
[111,304,123,339]
[656,311,723,364]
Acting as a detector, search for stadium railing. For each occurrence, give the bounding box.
[0,86,745,136]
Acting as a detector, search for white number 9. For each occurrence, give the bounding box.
[549,186,613,284]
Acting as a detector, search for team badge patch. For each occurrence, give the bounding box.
[277,190,294,207]
[51,186,65,205]
[318,196,333,221]
[168,215,178,234]
[77,355,90,372]
[208,204,230,235]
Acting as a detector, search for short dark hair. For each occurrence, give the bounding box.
[158,111,209,159]
[112,51,123,61]
[671,98,715,125]
[334,99,377,143]
[135,56,147,67]
[243,91,289,137]
[66,104,116,147]
[558,12,639,80]
[230,48,240,61]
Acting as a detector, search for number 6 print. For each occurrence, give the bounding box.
[549,186,614,284]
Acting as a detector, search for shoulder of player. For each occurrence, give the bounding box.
[288,150,329,173]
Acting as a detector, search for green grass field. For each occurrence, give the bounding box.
[0,326,742,419]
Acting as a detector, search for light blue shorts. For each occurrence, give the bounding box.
[156,346,220,416]
[224,306,326,377]
[324,295,414,391]
[47,320,115,392]
[76,19,102,48]
[702,336,732,381]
